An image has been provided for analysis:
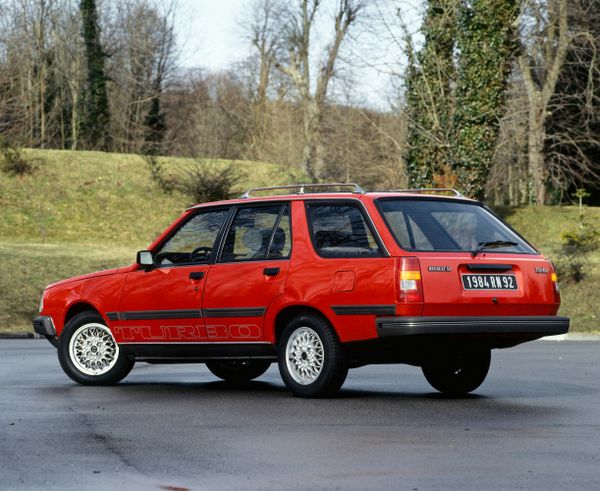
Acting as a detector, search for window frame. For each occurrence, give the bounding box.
[215,201,293,264]
[151,206,233,269]
[304,199,388,259]
[374,197,539,255]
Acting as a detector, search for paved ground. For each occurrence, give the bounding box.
[1,340,599,491]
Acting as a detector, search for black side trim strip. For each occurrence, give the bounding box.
[376,316,570,337]
[203,308,266,318]
[120,343,277,361]
[111,307,268,321]
[466,264,512,271]
[332,305,396,316]
[121,310,203,321]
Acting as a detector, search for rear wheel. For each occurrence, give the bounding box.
[278,313,348,398]
[58,311,134,385]
[422,350,491,396]
[205,360,271,384]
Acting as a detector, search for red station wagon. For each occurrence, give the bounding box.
[34,184,569,397]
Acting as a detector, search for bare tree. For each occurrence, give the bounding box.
[240,0,283,161]
[246,0,281,107]
[107,0,178,154]
[269,0,364,181]
[518,0,570,204]
[0,0,87,149]
[544,0,600,198]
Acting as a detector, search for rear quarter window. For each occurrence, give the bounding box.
[306,203,383,258]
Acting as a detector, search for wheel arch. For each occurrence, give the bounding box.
[64,302,102,329]
[273,305,338,346]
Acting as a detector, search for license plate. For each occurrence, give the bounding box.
[462,274,518,290]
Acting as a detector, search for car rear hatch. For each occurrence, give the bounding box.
[376,197,560,316]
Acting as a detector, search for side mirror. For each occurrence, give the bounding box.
[136,250,155,270]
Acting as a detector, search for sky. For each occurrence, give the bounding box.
[175,0,247,72]
[173,0,424,110]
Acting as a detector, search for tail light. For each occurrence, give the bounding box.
[551,271,561,303]
[548,260,561,303]
[398,256,423,303]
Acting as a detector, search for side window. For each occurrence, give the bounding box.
[270,206,292,258]
[307,204,382,258]
[155,209,229,265]
[220,205,291,262]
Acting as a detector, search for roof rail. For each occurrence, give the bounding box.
[391,188,464,197]
[240,182,365,199]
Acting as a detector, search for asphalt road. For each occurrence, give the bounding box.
[1,340,599,491]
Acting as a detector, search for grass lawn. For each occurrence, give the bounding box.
[0,149,598,334]
[0,241,131,333]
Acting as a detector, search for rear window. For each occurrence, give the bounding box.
[376,199,536,254]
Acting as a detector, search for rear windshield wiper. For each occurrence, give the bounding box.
[472,240,518,258]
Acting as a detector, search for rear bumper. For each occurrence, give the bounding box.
[376,316,569,338]
[32,316,59,347]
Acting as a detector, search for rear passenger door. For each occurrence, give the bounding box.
[299,201,398,342]
[202,203,291,342]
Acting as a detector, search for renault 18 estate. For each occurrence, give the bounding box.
[34,183,569,397]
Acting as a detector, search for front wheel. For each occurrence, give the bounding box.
[58,311,134,385]
[205,360,271,384]
[422,350,491,396]
[278,314,348,398]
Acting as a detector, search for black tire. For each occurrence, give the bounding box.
[422,350,491,396]
[58,311,134,386]
[205,360,271,384]
[278,313,348,398]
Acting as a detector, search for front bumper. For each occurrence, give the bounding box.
[376,316,569,338]
[33,316,59,347]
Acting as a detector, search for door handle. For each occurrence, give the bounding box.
[189,271,205,280]
[263,267,280,276]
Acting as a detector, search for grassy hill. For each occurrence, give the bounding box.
[1,149,598,333]
[0,149,305,246]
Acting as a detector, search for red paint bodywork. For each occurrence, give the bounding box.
[40,192,561,345]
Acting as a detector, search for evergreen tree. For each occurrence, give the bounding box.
[143,95,166,156]
[405,0,458,188]
[451,0,519,199]
[80,0,111,150]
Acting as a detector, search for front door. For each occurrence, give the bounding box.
[112,208,230,344]
[202,204,292,342]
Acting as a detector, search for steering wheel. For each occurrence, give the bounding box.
[189,246,212,262]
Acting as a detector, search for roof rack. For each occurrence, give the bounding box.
[391,188,464,197]
[240,183,365,199]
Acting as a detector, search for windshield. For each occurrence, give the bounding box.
[376,198,537,254]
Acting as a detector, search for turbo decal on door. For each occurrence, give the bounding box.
[113,324,262,342]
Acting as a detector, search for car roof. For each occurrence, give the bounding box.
[187,188,478,210]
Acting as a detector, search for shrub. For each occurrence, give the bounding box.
[554,190,599,283]
[554,226,599,283]
[0,141,35,176]
[177,161,243,204]
[144,155,176,193]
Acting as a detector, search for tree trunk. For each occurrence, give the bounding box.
[518,0,569,206]
[527,100,547,205]
[302,99,321,182]
[71,89,79,150]
[527,126,546,205]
